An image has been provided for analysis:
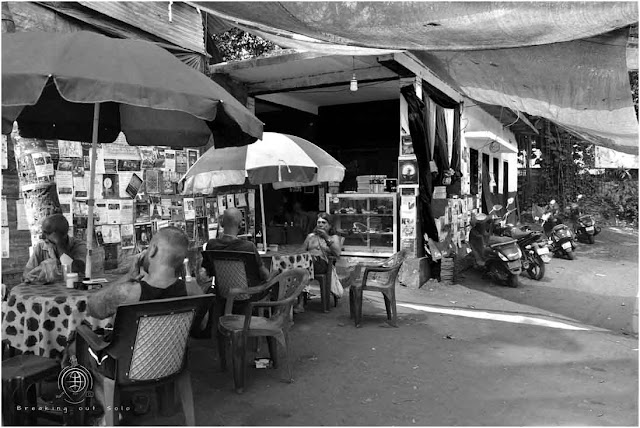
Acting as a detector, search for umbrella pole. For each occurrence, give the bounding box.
[85,103,100,279]
[259,184,267,251]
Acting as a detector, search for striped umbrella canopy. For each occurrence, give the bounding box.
[182,132,345,194]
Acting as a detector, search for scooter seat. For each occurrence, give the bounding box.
[488,235,517,247]
[509,228,531,239]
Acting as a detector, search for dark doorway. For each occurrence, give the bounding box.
[503,161,509,205]
[470,148,479,195]
[493,157,500,195]
[482,153,490,213]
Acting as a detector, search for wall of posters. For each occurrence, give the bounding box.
[3,129,261,277]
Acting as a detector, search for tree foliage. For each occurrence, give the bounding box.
[212,28,281,62]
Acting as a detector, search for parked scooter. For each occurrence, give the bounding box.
[469,204,523,287]
[494,198,550,280]
[537,200,577,260]
[570,194,601,244]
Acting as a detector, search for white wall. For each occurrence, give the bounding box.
[461,100,518,195]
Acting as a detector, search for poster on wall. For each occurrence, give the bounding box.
[121,224,135,249]
[176,150,188,173]
[135,223,153,248]
[126,173,143,198]
[183,197,196,220]
[162,171,175,195]
[164,149,176,171]
[1,135,8,170]
[58,140,83,159]
[187,149,199,168]
[1,227,9,258]
[1,196,7,227]
[145,170,161,194]
[101,224,121,244]
[102,174,119,198]
[16,200,29,230]
[400,133,414,156]
[104,244,118,270]
[398,158,419,186]
[95,202,108,225]
[135,201,150,223]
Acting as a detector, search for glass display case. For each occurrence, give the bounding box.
[327,193,397,257]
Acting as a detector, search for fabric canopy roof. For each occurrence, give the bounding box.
[196,1,639,154]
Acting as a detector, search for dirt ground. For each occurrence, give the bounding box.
[457,226,638,334]
[125,227,638,426]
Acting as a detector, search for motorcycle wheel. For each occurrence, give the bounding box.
[566,249,576,260]
[587,235,595,244]
[527,254,545,280]
[508,273,520,288]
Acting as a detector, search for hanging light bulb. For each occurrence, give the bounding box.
[350,73,358,92]
[350,56,358,92]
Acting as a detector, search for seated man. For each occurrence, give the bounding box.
[199,208,273,336]
[87,227,202,320]
[23,214,87,283]
[83,227,203,424]
[201,207,270,282]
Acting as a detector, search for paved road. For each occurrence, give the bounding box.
[458,226,638,334]
[127,227,637,426]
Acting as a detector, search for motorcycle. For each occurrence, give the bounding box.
[469,204,523,287]
[493,198,550,280]
[570,194,601,244]
[537,200,577,260]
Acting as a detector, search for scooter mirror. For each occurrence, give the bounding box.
[507,197,514,205]
[549,199,556,205]
[491,204,503,213]
[577,194,583,200]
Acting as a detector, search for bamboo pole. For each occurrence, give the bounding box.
[85,103,100,279]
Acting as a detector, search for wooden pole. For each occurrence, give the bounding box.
[85,103,100,279]
[259,184,267,251]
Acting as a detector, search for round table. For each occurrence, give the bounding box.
[1,282,113,359]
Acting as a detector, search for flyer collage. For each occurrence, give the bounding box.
[3,133,258,270]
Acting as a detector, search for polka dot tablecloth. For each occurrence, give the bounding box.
[2,282,113,359]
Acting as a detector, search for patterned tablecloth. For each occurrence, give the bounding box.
[2,282,114,359]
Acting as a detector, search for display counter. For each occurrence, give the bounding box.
[327,193,397,257]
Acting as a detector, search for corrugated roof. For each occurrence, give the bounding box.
[78,1,205,54]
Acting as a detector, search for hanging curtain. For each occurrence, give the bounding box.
[433,105,450,185]
[447,105,462,194]
[400,85,439,242]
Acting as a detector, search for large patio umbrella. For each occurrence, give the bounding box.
[2,31,263,278]
[181,132,345,250]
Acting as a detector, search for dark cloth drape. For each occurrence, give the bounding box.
[401,85,439,242]
[451,105,461,174]
[433,105,450,185]
[447,104,462,194]
[422,80,459,109]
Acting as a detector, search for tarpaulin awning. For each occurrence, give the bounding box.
[196,1,639,154]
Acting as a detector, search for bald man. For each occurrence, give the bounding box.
[23,214,87,283]
[87,227,202,320]
[201,207,269,282]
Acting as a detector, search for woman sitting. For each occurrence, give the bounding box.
[303,212,341,274]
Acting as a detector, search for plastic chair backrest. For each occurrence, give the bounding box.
[268,268,310,320]
[108,294,214,386]
[381,249,409,268]
[202,250,262,299]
